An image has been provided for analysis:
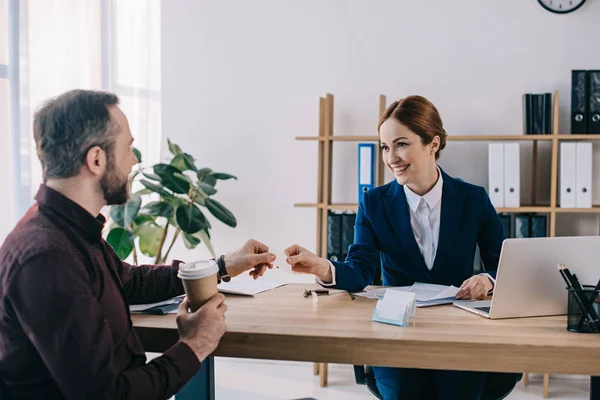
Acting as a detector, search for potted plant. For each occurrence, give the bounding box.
[106,139,237,264]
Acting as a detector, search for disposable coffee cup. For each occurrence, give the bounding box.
[178,260,219,312]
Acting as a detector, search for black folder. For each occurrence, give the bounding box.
[341,212,356,261]
[327,211,343,261]
[514,214,531,238]
[589,70,600,134]
[572,70,589,134]
[531,214,548,237]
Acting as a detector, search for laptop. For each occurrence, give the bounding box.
[453,236,600,319]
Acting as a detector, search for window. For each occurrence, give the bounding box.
[1,0,162,237]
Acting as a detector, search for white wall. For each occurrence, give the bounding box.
[162,0,600,263]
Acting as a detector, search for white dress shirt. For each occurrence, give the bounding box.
[320,169,495,288]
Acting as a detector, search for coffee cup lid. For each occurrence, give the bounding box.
[177,260,218,280]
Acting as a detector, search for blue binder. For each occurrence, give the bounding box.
[358,143,375,202]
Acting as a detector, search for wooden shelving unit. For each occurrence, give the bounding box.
[297,92,600,395]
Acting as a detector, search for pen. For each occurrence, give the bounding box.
[558,264,600,332]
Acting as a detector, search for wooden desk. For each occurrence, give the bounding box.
[133,283,600,376]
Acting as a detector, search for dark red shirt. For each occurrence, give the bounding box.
[0,185,200,399]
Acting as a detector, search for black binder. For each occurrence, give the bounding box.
[498,213,512,238]
[523,94,533,134]
[571,70,589,134]
[514,214,531,238]
[532,94,544,134]
[341,212,356,261]
[326,211,343,261]
[531,214,548,237]
[589,70,600,134]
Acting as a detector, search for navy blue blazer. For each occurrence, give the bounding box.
[330,168,505,293]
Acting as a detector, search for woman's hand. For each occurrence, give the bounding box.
[456,275,494,300]
[283,244,333,282]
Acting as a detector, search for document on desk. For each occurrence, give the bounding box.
[130,295,184,315]
[354,283,459,307]
[217,276,291,296]
[408,283,460,307]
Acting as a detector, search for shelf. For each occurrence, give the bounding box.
[294,203,359,211]
[296,203,556,213]
[556,135,600,140]
[555,207,600,213]
[450,135,553,141]
[296,135,557,142]
[294,203,323,209]
[497,207,552,213]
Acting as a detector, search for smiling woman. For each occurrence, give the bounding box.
[378,96,448,196]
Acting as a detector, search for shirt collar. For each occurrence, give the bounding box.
[35,184,106,241]
[403,167,444,212]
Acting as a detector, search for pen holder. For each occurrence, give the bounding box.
[567,285,600,333]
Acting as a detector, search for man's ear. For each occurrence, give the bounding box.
[84,146,107,177]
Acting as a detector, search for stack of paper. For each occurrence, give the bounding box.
[354,283,460,308]
[408,283,460,307]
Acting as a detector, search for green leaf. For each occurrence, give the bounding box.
[133,188,152,196]
[174,172,193,184]
[182,232,201,249]
[143,201,174,218]
[205,198,237,227]
[142,172,161,181]
[133,148,142,164]
[133,214,156,226]
[138,224,164,257]
[196,229,216,258]
[106,228,134,260]
[196,182,217,196]
[175,204,207,234]
[171,153,198,172]
[154,163,190,194]
[167,138,182,156]
[140,179,172,197]
[132,214,157,234]
[212,172,237,180]
[193,196,206,207]
[196,168,213,182]
[204,175,217,187]
[110,195,141,227]
[170,154,187,171]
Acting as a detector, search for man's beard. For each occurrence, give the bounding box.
[100,160,129,205]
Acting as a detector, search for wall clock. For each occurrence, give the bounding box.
[537,0,586,13]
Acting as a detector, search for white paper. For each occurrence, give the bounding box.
[217,276,291,296]
[376,299,407,320]
[353,287,411,300]
[408,282,460,302]
[129,295,184,312]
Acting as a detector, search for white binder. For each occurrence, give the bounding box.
[560,143,577,208]
[488,143,504,208]
[503,143,520,208]
[576,142,592,208]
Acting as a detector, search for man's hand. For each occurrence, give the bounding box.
[176,294,227,362]
[283,244,332,283]
[223,239,276,279]
[456,275,494,300]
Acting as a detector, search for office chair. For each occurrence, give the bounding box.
[353,365,520,400]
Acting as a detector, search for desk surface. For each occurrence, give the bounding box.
[132,284,600,375]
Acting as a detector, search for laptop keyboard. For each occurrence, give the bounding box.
[475,306,491,313]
